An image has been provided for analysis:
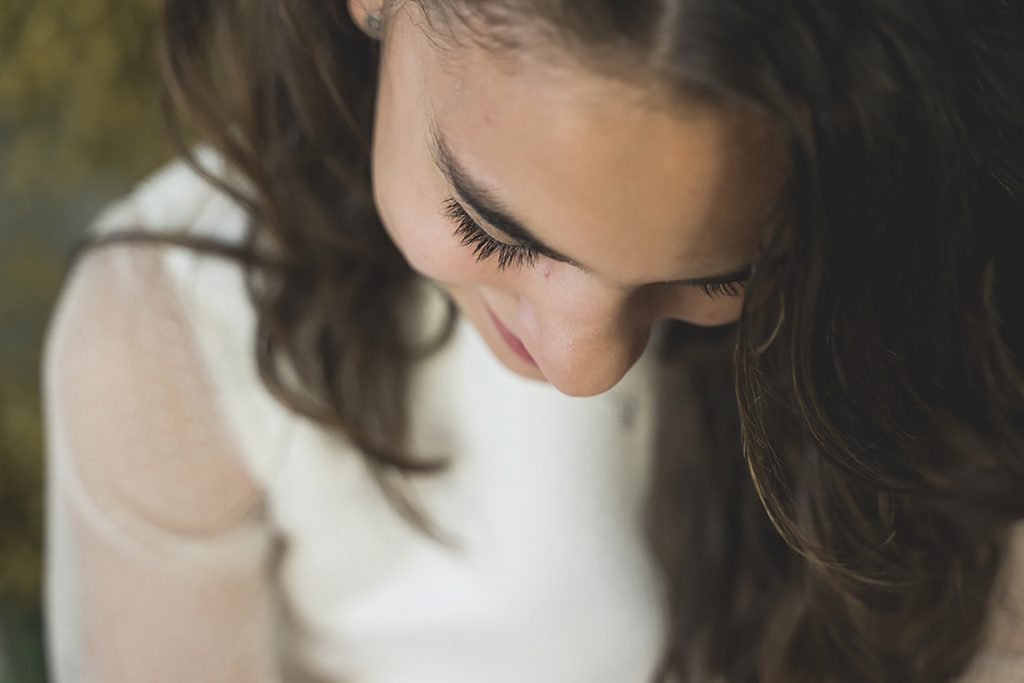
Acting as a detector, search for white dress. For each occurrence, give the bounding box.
[41,148,1024,682]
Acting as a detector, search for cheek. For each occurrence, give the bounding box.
[370,57,470,284]
[369,37,513,292]
[372,163,498,287]
[369,121,472,283]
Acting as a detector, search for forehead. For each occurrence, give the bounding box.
[400,4,787,285]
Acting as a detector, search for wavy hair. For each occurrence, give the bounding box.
[69,0,1024,680]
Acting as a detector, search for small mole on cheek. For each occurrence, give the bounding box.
[543,264,552,278]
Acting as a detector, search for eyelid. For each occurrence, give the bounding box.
[467,210,519,246]
[451,193,522,246]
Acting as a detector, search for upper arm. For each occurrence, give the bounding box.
[42,241,282,682]
[957,523,1024,682]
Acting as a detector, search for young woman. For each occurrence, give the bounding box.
[42,0,1023,681]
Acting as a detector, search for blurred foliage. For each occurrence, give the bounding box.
[0,603,47,682]
[1,1,176,678]
[0,0,171,192]
[0,389,43,599]
[1,0,171,603]
[0,233,62,604]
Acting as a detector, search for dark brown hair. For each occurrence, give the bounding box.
[69,1,1024,680]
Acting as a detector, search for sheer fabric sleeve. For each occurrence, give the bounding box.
[958,523,1024,683]
[41,241,283,682]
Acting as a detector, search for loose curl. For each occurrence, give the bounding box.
[68,0,1023,681]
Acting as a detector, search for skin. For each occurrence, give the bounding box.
[350,0,788,397]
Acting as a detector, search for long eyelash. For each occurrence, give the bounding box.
[700,279,748,299]
[442,196,539,271]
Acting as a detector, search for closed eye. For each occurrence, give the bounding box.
[442,196,540,271]
[441,195,750,299]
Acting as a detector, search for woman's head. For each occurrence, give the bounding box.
[87,0,1022,680]
[349,0,788,396]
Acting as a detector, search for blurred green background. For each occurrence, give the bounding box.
[1,1,171,680]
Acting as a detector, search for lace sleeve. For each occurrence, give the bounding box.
[41,242,282,682]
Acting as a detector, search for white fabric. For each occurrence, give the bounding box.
[41,149,1024,682]
[42,149,669,683]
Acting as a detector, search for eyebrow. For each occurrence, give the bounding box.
[428,118,754,288]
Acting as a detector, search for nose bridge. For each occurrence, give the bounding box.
[532,267,628,332]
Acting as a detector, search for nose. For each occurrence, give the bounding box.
[524,283,653,397]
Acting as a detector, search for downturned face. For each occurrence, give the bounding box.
[362,3,787,396]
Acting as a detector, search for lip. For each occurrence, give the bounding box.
[482,300,538,367]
